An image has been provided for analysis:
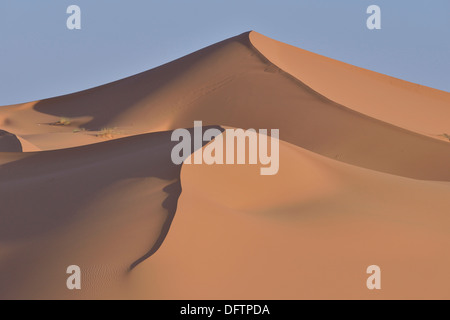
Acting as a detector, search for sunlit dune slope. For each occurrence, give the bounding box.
[249,32,450,137]
[132,132,450,299]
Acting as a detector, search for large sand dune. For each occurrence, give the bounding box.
[0,31,449,299]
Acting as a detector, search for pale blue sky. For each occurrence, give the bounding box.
[0,0,449,105]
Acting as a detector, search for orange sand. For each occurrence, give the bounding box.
[0,31,449,299]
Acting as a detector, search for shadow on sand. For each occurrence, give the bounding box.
[0,126,223,276]
[0,130,22,152]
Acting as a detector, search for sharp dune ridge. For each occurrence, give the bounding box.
[0,31,449,299]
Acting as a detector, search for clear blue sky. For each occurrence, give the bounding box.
[0,0,449,105]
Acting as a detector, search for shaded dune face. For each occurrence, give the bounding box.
[0,126,222,299]
[0,130,22,152]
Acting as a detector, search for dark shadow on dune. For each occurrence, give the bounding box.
[0,126,224,290]
[0,130,22,152]
[129,181,182,271]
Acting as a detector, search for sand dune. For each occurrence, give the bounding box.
[0,31,449,299]
[0,127,220,299]
[2,32,449,179]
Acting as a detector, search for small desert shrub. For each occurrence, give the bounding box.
[51,117,71,126]
[97,127,116,138]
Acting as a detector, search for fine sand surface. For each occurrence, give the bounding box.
[0,31,449,299]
